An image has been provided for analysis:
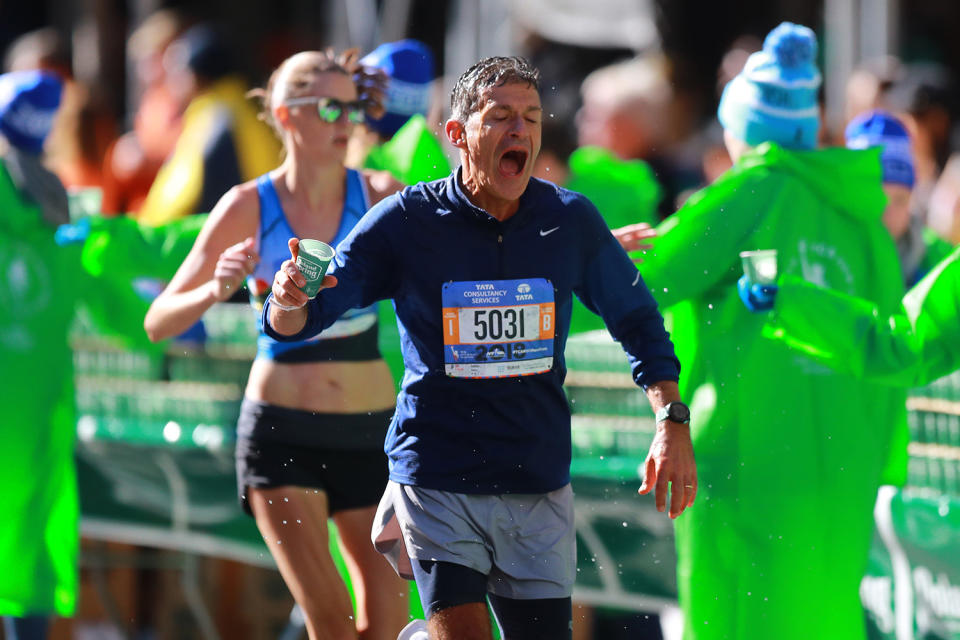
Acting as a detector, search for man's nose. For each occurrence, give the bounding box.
[508,115,528,136]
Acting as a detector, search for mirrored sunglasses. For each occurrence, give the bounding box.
[284,97,365,124]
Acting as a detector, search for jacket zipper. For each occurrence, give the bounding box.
[497,232,505,279]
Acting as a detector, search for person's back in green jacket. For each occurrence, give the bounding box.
[0,72,80,628]
[639,23,908,640]
[767,245,960,388]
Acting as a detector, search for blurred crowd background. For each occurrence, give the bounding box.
[2,0,960,639]
[3,0,960,237]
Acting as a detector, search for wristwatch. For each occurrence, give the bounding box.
[655,401,691,424]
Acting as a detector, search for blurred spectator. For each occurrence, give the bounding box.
[640,23,908,640]
[0,70,73,640]
[927,152,960,244]
[361,39,433,143]
[844,56,901,126]
[3,27,71,77]
[348,39,451,186]
[576,55,702,218]
[100,9,187,216]
[4,27,116,195]
[845,110,953,286]
[887,63,956,217]
[136,24,281,226]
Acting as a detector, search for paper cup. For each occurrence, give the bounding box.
[739,249,778,285]
[296,239,336,297]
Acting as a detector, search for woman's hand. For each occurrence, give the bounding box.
[213,237,259,301]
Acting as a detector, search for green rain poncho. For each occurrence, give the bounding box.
[639,142,907,640]
[769,245,960,388]
[0,194,202,616]
[0,163,80,617]
[566,146,662,335]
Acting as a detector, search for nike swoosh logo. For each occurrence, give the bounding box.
[540,226,560,237]
[631,270,641,286]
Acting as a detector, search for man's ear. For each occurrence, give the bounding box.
[445,119,467,149]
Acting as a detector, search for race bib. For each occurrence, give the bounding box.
[442,278,555,378]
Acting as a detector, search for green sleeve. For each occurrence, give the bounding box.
[641,170,767,306]
[769,248,960,386]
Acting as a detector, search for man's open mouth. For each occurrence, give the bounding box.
[498,148,529,177]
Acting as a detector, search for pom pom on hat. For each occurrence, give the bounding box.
[766,22,816,69]
[845,109,915,188]
[360,40,434,139]
[0,70,62,154]
[718,22,821,150]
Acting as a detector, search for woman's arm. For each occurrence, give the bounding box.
[143,182,260,342]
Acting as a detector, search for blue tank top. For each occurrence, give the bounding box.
[247,170,381,362]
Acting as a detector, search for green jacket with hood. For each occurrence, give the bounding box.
[770,244,960,388]
[0,168,202,616]
[639,142,907,640]
[0,162,80,617]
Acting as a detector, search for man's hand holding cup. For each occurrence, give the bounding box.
[270,238,337,313]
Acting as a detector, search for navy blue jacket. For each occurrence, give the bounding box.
[264,170,679,494]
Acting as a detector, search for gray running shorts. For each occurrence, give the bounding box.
[372,481,576,599]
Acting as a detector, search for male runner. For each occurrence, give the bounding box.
[264,56,696,640]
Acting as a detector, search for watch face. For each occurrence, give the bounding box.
[668,402,690,423]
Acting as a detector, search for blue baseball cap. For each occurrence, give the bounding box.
[0,70,62,153]
[845,109,915,188]
[360,40,434,138]
[718,22,821,150]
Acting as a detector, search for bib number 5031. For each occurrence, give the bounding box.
[473,308,530,340]
[457,305,546,344]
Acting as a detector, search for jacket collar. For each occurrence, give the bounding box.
[444,166,538,228]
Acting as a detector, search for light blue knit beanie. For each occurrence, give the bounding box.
[718,22,821,150]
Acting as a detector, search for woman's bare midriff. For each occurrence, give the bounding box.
[245,358,397,414]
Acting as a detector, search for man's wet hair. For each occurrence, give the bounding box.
[450,56,540,121]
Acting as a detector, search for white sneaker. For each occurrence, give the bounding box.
[397,619,429,640]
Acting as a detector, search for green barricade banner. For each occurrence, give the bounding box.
[864,486,960,639]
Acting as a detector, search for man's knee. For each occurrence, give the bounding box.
[412,560,488,616]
